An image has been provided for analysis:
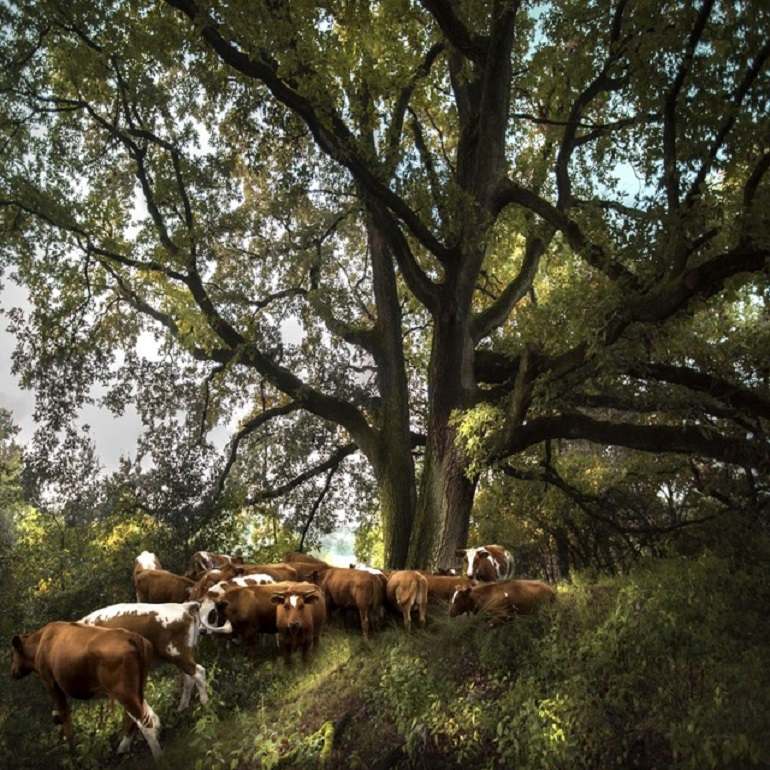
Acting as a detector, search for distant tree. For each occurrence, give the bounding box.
[1,1,768,567]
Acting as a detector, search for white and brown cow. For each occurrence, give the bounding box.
[449,579,555,623]
[80,601,208,712]
[386,570,428,631]
[10,621,162,759]
[186,551,243,580]
[456,545,515,582]
[197,574,276,630]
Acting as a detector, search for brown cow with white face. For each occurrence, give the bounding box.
[320,567,383,639]
[456,545,515,582]
[386,571,428,631]
[271,584,327,664]
[449,579,555,622]
[80,601,208,712]
[10,621,161,759]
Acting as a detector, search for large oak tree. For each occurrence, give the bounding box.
[1,0,768,567]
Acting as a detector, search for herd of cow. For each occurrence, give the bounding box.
[9,544,555,761]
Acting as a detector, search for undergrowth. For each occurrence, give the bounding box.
[3,547,770,770]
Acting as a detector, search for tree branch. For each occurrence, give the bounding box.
[493,411,770,469]
[245,443,357,505]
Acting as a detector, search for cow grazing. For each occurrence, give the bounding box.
[386,571,428,631]
[271,583,327,664]
[421,573,476,603]
[186,551,243,580]
[240,563,298,582]
[456,545,515,582]
[80,601,207,711]
[320,567,383,640]
[10,621,161,759]
[198,575,275,630]
[449,579,555,623]
[134,567,195,604]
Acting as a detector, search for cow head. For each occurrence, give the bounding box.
[135,550,162,572]
[448,586,475,617]
[10,634,34,679]
[456,548,497,581]
[272,591,319,635]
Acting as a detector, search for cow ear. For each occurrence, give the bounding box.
[11,635,23,652]
[303,592,319,604]
[455,549,466,557]
[271,593,286,605]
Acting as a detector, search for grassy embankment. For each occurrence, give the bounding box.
[4,549,770,770]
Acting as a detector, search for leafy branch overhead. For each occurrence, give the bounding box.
[1,0,768,567]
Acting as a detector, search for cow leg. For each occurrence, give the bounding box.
[193,664,208,705]
[418,600,427,628]
[359,606,370,640]
[178,673,195,711]
[46,683,73,747]
[401,603,411,632]
[124,697,162,760]
[176,657,199,711]
[117,710,137,754]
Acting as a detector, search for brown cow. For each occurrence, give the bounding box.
[320,567,383,640]
[186,550,244,580]
[204,581,298,644]
[134,568,195,603]
[283,551,329,566]
[80,601,208,711]
[10,621,161,759]
[239,563,298,581]
[449,579,555,623]
[197,575,276,629]
[421,573,476,602]
[456,545,515,582]
[386,571,428,631]
[189,565,241,600]
[289,562,329,582]
[271,583,327,664]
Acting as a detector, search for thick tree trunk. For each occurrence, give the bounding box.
[407,304,478,569]
[368,215,417,568]
[377,457,416,569]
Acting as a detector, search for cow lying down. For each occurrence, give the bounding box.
[10,621,162,759]
[80,601,207,712]
[449,579,555,623]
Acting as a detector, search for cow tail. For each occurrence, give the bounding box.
[396,580,417,608]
